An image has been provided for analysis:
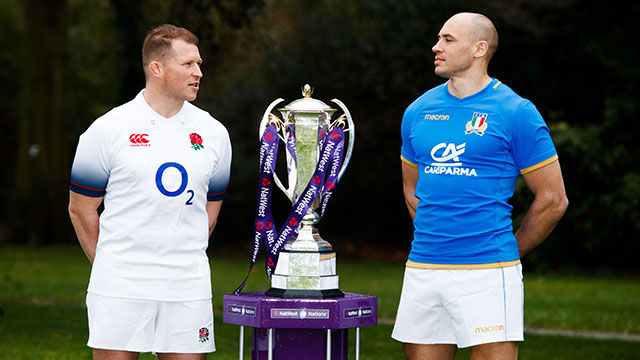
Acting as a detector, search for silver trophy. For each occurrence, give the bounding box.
[260,84,354,298]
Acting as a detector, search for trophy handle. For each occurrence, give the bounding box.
[258,98,295,201]
[330,98,355,182]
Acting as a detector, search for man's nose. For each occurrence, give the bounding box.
[193,64,203,78]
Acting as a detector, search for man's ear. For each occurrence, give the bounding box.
[474,40,489,58]
[148,61,163,78]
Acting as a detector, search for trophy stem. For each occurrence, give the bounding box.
[284,209,332,251]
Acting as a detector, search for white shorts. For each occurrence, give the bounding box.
[86,293,215,354]
[391,265,524,348]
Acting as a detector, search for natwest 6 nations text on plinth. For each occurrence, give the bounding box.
[223,291,378,360]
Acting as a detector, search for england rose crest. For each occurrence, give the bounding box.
[198,327,210,342]
[190,133,204,150]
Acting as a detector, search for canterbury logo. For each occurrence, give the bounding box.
[129,134,150,145]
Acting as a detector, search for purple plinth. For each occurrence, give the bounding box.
[223,291,378,360]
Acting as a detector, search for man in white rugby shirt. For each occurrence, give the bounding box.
[68,24,231,360]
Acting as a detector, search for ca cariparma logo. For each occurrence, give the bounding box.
[431,143,465,166]
[465,112,488,136]
[425,142,478,177]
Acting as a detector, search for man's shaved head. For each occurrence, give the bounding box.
[448,12,499,61]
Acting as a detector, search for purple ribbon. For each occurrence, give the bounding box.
[234,125,279,294]
[319,129,345,218]
[234,125,345,294]
[285,123,297,174]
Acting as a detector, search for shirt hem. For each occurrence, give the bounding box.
[405,259,521,269]
[87,290,213,302]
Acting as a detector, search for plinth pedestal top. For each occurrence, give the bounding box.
[223,291,378,329]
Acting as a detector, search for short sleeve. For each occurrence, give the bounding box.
[69,121,110,197]
[207,127,232,201]
[511,100,557,173]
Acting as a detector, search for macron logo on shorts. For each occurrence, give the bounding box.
[474,324,505,333]
[130,133,150,147]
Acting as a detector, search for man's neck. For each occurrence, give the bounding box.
[142,86,184,119]
[447,73,492,99]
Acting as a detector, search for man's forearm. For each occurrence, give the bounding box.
[70,211,100,263]
[404,195,418,221]
[515,192,568,257]
[69,192,103,264]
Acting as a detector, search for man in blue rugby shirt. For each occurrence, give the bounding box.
[392,12,568,360]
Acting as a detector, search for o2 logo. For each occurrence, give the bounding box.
[155,162,194,205]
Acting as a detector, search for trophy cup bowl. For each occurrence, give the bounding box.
[260,85,354,298]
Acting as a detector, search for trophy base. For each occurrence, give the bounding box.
[264,287,345,299]
[268,249,343,299]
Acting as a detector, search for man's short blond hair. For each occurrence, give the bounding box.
[142,24,199,76]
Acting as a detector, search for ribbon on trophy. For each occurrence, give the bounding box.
[233,123,345,294]
[285,123,297,174]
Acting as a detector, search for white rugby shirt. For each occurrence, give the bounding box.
[70,90,231,301]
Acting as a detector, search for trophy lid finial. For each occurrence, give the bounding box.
[302,84,313,98]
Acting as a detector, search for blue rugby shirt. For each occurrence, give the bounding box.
[401,78,557,267]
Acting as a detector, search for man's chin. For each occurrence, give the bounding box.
[434,68,450,79]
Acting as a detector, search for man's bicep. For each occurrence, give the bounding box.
[401,160,419,191]
[521,159,565,195]
[69,190,104,213]
[401,160,419,220]
[206,200,223,218]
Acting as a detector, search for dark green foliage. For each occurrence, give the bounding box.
[0,0,638,272]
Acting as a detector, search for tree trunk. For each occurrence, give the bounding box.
[12,0,70,244]
[110,0,145,103]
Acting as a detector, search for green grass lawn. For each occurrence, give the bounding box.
[2,245,640,359]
